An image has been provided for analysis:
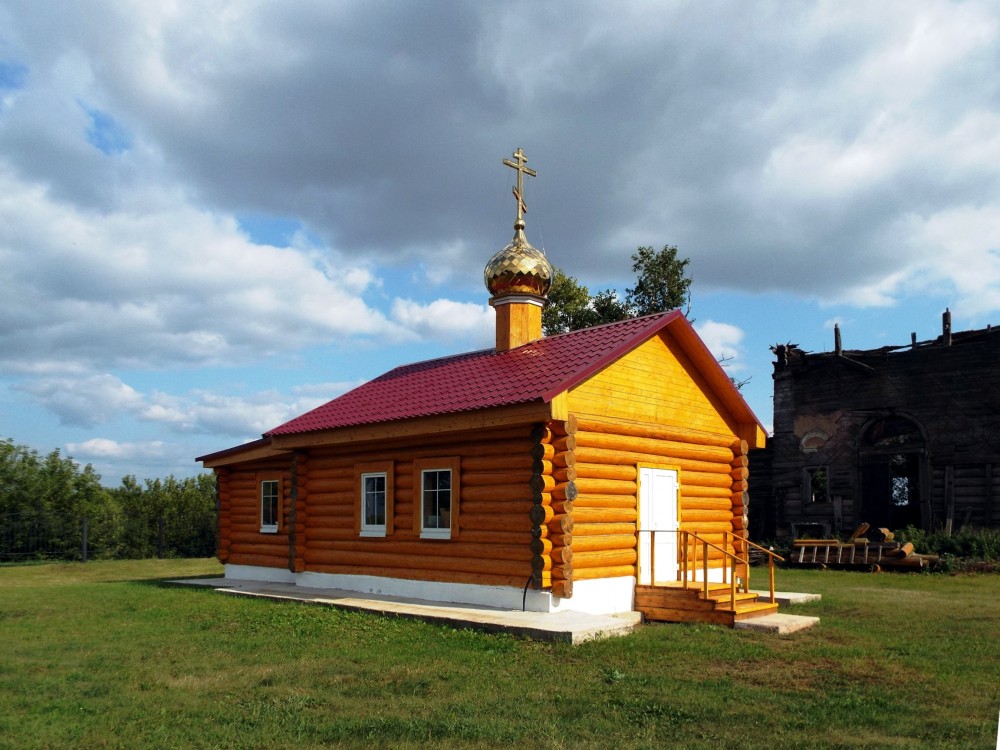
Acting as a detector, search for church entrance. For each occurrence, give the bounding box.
[858,415,927,530]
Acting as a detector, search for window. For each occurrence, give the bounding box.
[355,461,393,537]
[260,479,280,532]
[422,470,451,535]
[413,457,460,540]
[360,472,387,536]
[805,467,829,504]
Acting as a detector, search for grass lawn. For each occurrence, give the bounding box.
[1,559,998,749]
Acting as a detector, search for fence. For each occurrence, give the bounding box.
[0,510,217,562]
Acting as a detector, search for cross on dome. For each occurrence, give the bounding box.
[502,147,536,226]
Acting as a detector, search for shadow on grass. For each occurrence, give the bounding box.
[111,573,224,587]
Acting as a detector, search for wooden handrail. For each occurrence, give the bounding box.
[637,529,781,607]
[736,534,786,562]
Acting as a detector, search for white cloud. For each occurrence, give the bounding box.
[64,437,209,485]
[139,386,350,437]
[390,299,494,345]
[911,206,1000,315]
[695,320,745,370]
[15,374,144,427]
[0,166,403,374]
[3,0,1000,485]
[66,437,166,460]
[16,370,357,438]
[3,1,1000,316]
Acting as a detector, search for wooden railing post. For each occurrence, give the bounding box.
[702,542,709,597]
[730,556,736,610]
[681,531,686,584]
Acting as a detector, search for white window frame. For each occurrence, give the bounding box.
[260,479,280,533]
[420,468,452,539]
[359,471,388,537]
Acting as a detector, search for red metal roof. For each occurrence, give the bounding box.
[267,310,692,436]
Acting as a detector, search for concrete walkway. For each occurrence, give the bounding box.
[169,577,641,644]
[169,578,821,642]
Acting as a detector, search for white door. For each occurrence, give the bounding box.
[638,467,679,585]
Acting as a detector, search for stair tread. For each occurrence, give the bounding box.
[716,601,780,614]
[702,592,759,602]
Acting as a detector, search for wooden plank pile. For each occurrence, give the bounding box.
[789,524,939,571]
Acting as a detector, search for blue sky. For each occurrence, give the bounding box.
[1,1,999,485]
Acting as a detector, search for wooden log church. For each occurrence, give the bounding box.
[750,312,1000,539]
[198,149,773,622]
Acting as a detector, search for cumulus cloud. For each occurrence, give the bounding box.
[17,372,357,438]
[2,1,999,312]
[0,166,404,375]
[3,1,1000,483]
[66,437,166,460]
[139,384,356,437]
[695,321,746,371]
[390,299,494,345]
[64,437,206,484]
[15,374,144,427]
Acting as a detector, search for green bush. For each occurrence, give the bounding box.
[895,525,1000,568]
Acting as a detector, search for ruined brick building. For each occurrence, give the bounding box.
[750,312,1000,538]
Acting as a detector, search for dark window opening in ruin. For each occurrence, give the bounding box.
[891,457,913,507]
[805,466,829,503]
[860,416,925,530]
[862,415,923,450]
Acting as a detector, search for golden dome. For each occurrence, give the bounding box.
[484,223,553,300]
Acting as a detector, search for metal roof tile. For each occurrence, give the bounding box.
[266,311,684,436]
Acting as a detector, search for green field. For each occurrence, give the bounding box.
[1,559,998,749]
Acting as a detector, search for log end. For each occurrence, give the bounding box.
[551,579,573,599]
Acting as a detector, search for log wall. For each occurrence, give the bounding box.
[555,329,750,582]
[219,456,295,569]
[753,326,1000,536]
[300,425,537,588]
[565,417,744,576]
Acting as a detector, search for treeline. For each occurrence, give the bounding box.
[1,438,216,561]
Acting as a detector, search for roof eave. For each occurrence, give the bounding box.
[665,316,767,447]
[197,437,289,468]
[269,399,554,450]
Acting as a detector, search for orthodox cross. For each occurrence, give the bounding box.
[503,147,536,224]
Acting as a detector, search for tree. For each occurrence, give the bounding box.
[540,245,747,388]
[626,245,691,316]
[543,245,692,335]
[0,436,218,561]
[542,269,597,335]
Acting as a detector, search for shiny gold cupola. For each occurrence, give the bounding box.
[485,148,553,352]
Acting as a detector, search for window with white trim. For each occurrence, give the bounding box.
[412,457,459,540]
[260,479,280,533]
[420,468,452,539]
[355,461,393,537]
[360,471,387,537]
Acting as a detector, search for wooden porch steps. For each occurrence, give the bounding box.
[635,583,780,627]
